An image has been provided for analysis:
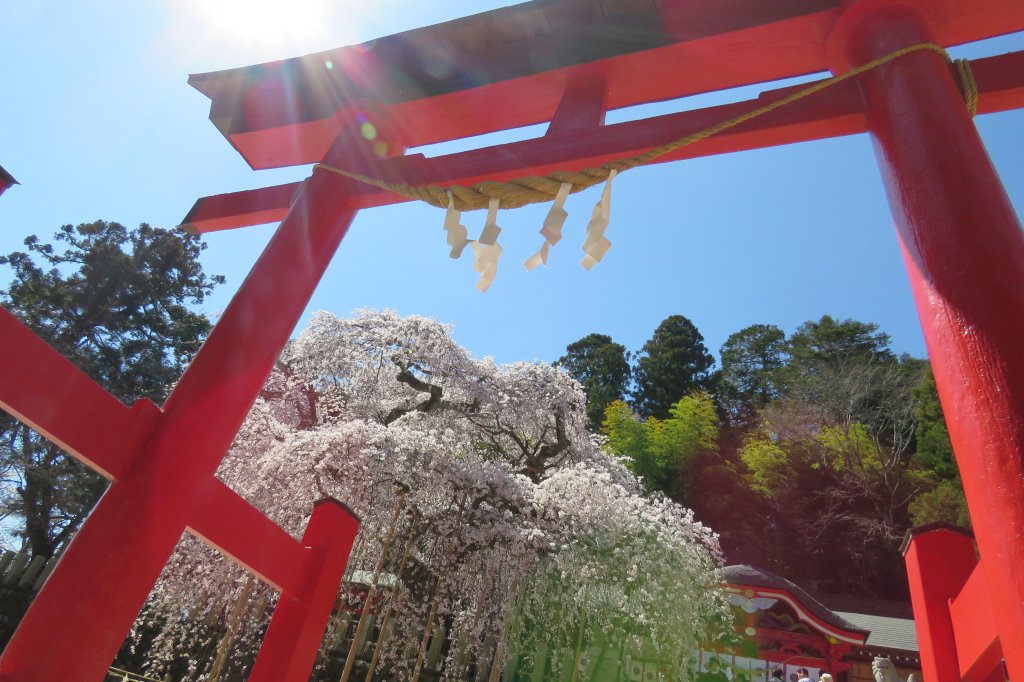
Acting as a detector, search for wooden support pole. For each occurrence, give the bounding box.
[340,491,405,682]
[207,576,255,682]
[364,522,417,682]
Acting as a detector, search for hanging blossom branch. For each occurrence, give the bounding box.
[125,309,729,681]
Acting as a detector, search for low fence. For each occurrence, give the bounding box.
[0,548,59,593]
[1,549,166,681]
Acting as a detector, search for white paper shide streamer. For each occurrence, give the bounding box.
[580,169,616,271]
[471,197,503,292]
[442,171,616,291]
[524,181,572,271]
[443,192,469,258]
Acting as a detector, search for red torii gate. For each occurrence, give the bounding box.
[1,1,1023,681]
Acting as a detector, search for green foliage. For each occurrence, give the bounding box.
[602,400,656,488]
[909,478,970,527]
[912,364,958,480]
[718,324,786,427]
[816,422,879,474]
[603,393,718,497]
[0,221,222,557]
[737,390,950,595]
[633,315,714,419]
[786,315,892,368]
[584,312,974,598]
[1,222,223,402]
[555,333,631,431]
[738,435,791,497]
[656,392,719,471]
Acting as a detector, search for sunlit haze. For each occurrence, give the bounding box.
[181,0,333,53]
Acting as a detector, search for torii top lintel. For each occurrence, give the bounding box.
[189,0,1022,170]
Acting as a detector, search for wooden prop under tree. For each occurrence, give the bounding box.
[2,0,1024,680]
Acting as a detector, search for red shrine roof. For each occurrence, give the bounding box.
[724,564,869,645]
[188,0,1024,170]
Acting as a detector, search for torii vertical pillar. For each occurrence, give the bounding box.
[831,2,1024,678]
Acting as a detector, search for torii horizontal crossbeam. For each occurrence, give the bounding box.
[188,0,1024,169]
[182,49,1024,234]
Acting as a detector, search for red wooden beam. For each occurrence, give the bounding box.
[249,499,359,682]
[0,307,151,480]
[0,306,330,597]
[189,479,311,594]
[949,564,1002,682]
[901,523,978,682]
[180,182,300,235]
[0,174,361,681]
[182,49,1024,234]
[188,0,1024,169]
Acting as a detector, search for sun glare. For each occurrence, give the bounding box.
[183,0,331,50]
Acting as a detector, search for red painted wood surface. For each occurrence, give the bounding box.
[0,307,152,480]
[0,306,325,597]
[545,63,609,137]
[949,564,1002,682]
[249,499,360,682]
[181,49,1024,235]
[181,182,301,235]
[836,2,1024,679]
[189,0,1024,169]
[189,479,312,594]
[901,525,978,682]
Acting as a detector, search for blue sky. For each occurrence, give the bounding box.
[2,1,1022,367]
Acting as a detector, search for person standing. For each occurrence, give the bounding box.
[698,657,730,682]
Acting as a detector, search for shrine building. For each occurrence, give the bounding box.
[714,565,920,682]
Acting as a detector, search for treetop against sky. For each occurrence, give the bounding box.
[1,2,1022,366]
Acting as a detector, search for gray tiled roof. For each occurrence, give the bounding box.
[834,611,919,653]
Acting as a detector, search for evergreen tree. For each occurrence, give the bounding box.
[786,314,893,368]
[555,333,631,431]
[632,315,714,419]
[718,324,786,427]
[781,315,918,434]
[0,221,222,558]
[909,364,970,526]
[911,365,958,479]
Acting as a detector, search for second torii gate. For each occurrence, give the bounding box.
[1,1,1023,680]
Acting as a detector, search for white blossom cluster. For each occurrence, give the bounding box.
[129,310,728,680]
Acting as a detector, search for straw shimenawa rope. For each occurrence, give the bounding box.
[315,43,974,212]
[954,57,978,117]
